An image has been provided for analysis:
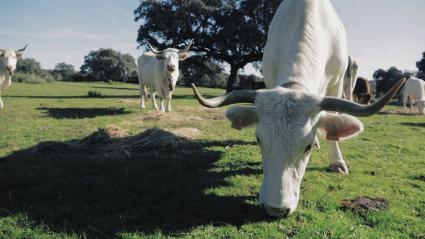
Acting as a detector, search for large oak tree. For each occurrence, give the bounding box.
[134,0,280,92]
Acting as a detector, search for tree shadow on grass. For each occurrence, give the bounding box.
[37,107,131,119]
[0,129,267,238]
[92,86,139,91]
[5,95,140,99]
[400,122,425,128]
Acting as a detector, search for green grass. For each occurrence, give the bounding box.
[0,82,424,239]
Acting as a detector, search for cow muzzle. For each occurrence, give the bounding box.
[260,203,291,217]
[6,66,14,76]
[167,65,176,72]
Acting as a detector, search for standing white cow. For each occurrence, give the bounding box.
[0,45,27,108]
[403,77,425,114]
[137,41,192,112]
[191,0,406,217]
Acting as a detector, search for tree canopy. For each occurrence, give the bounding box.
[134,0,281,92]
[373,67,410,96]
[416,51,425,79]
[52,62,75,81]
[80,49,137,82]
[16,58,42,74]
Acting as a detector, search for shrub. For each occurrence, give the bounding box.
[88,91,102,98]
[12,73,55,84]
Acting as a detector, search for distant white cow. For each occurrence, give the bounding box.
[403,77,425,114]
[137,41,192,112]
[0,45,27,108]
[191,0,406,217]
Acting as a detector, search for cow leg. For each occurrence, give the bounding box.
[166,97,172,112]
[328,141,349,174]
[418,101,425,114]
[151,91,159,110]
[0,94,3,108]
[410,97,415,111]
[140,85,147,109]
[159,98,165,112]
[326,76,349,175]
[403,94,408,110]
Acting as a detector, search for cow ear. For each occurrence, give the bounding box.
[225,106,258,130]
[16,53,23,59]
[317,113,363,141]
[179,52,188,61]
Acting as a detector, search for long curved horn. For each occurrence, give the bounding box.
[181,39,193,52]
[17,44,28,52]
[320,78,406,117]
[146,42,161,54]
[191,83,256,108]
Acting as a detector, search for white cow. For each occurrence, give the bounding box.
[403,77,425,114]
[0,45,27,108]
[137,41,192,112]
[191,0,406,217]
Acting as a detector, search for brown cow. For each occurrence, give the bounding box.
[353,77,372,104]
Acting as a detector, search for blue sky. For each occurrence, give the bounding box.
[0,0,424,79]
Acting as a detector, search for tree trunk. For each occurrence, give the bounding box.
[226,66,239,93]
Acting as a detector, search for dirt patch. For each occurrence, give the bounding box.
[341,197,389,212]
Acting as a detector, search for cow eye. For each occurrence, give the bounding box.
[304,144,313,153]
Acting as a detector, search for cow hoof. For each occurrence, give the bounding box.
[329,163,349,175]
[140,105,146,109]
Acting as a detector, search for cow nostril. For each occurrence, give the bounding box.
[167,65,175,71]
[263,205,291,217]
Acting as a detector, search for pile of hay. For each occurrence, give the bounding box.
[30,127,198,160]
[129,128,196,152]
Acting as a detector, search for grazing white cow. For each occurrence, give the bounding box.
[0,45,27,108]
[191,0,406,217]
[137,41,192,112]
[403,77,425,114]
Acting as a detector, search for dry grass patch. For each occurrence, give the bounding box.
[180,106,225,120]
[165,127,202,139]
[116,99,139,105]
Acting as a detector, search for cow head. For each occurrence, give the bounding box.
[360,93,372,105]
[146,41,192,92]
[191,79,405,217]
[0,45,27,76]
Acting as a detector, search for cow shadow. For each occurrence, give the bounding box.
[37,107,132,119]
[0,129,266,238]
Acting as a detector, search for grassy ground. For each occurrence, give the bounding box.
[0,82,424,239]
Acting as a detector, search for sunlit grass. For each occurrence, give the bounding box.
[0,82,423,238]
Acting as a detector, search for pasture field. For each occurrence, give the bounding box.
[0,82,424,239]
